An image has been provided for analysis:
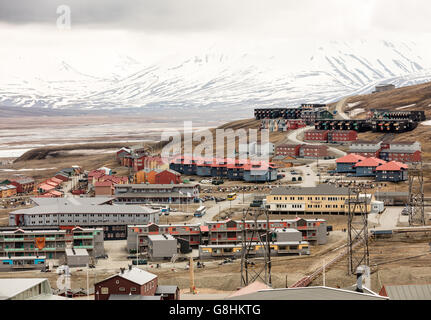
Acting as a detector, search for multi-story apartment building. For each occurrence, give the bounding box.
[114,184,200,204]
[379,141,421,163]
[0,227,104,262]
[349,141,382,158]
[9,198,159,240]
[266,185,372,215]
[205,218,327,245]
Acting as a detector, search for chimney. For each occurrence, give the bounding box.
[128,265,132,271]
[120,267,125,274]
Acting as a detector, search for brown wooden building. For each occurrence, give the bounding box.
[95,266,158,300]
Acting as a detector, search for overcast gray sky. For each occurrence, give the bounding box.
[1,0,431,80]
[1,0,431,37]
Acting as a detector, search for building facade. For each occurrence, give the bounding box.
[114,184,200,204]
[266,185,372,215]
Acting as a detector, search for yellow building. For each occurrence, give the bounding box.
[0,185,17,198]
[267,185,372,215]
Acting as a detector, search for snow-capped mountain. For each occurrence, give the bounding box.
[1,39,431,115]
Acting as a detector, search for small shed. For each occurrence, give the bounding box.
[147,234,177,261]
[155,285,180,300]
[66,248,90,267]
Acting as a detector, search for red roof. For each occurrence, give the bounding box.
[376,161,408,171]
[354,157,386,168]
[38,183,55,191]
[95,181,114,187]
[336,153,366,164]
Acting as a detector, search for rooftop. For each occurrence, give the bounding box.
[270,185,349,196]
[225,286,388,300]
[0,278,50,300]
[336,154,366,164]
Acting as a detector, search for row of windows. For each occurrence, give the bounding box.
[273,196,345,201]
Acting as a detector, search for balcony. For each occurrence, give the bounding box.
[4,248,25,252]
[74,245,94,249]
[73,235,94,239]
[5,237,24,242]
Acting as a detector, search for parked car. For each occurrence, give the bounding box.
[132,259,148,265]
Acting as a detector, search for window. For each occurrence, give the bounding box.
[131,287,137,292]
[101,287,109,294]
[119,287,125,292]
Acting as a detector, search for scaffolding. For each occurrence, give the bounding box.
[408,162,425,226]
[347,187,370,275]
[240,207,272,287]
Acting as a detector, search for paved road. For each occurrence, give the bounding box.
[334,97,350,120]
[368,206,404,230]
[190,193,254,223]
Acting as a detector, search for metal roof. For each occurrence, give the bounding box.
[270,185,349,196]
[226,286,388,300]
[155,285,178,294]
[65,248,89,257]
[148,234,176,241]
[117,267,157,285]
[11,204,158,215]
[382,284,431,300]
[115,192,191,198]
[31,197,113,207]
[0,278,50,300]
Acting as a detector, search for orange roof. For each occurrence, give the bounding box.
[336,153,366,164]
[376,161,408,171]
[354,157,386,168]
[38,183,55,191]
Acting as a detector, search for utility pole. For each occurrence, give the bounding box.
[347,186,370,275]
[189,256,195,294]
[408,161,425,226]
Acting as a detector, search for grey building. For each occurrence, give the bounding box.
[66,248,90,267]
[114,184,200,204]
[147,234,177,261]
[349,141,382,157]
[9,198,159,240]
[273,228,302,242]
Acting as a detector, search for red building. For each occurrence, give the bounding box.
[116,147,131,163]
[155,169,182,184]
[54,173,69,182]
[304,130,329,142]
[287,119,306,130]
[328,130,357,143]
[299,145,328,158]
[10,176,35,194]
[275,144,301,157]
[379,141,422,163]
[95,181,114,196]
[95,267,158,300]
